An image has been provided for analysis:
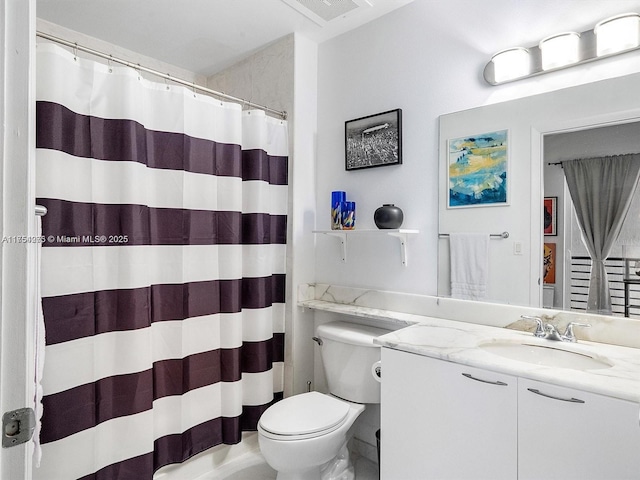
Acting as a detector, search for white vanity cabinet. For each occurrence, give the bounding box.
[381,347,640,480]
[518,378,640,480]
[380,348,518,479]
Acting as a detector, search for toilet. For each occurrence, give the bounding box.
[258,321,390,480]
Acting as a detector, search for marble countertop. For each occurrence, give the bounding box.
[375,317,640,403]
[299,299,423,327]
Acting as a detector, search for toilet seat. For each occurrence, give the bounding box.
[258,392,350,440]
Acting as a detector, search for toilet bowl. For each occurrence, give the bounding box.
[258,392,364,480]
[257,321,390,480]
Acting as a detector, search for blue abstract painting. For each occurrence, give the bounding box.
[448,130,508,207]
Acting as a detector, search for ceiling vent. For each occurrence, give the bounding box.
[281,0,373,26]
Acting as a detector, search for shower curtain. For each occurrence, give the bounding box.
[34,42,287,479]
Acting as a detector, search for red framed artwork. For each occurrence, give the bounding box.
[543,242,556,284]
[544,197,557,236]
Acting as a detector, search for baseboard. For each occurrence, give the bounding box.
[349,437,378,465]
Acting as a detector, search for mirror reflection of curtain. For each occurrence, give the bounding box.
[562,154,640,314]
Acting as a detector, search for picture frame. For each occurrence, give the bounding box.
[543,242,556,284]
[447,129,509,208]
[544,196,557,236]
[345,109,402,171]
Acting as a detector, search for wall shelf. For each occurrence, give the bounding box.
[313,229,419,266]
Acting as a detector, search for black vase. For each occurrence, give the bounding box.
[374,204,404,229]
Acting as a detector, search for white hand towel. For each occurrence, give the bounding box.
[450,233,490,300]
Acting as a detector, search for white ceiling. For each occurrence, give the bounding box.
[36,0,415,76]
[36,0,640,77]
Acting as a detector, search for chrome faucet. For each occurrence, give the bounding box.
[560,322,591,342]
[521,315,546,338]
[521,315,590,342]
[543,323,564,341]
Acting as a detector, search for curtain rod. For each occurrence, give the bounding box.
[548,153,640,167]
[36,31,288,120]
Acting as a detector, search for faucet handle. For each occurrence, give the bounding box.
[521,315,545,338]
[561,322,591,343]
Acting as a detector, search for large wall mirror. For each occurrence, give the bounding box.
[438,72,640,320]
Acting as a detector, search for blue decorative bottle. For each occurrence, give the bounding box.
[331,191,346,230]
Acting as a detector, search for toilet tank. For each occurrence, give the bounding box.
[316,321,391,404]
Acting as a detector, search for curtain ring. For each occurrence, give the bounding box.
[165,74,170,90]
[108,55,113,73]
[135,64,141,81]
[192,82,197,98]
[73,43,78,61]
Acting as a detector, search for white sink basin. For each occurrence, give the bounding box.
[480,341,612,370]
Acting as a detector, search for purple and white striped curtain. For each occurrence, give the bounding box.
[34,43,287,479]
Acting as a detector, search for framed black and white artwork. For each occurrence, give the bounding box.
[345,109,402,171]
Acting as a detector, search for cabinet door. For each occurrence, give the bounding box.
[518,378,640,480]
[380,348,517,480]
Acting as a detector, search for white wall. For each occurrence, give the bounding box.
[289,34,319,395]
[315,0,640,297]
[36,19,206,85]
[206,34,293,115]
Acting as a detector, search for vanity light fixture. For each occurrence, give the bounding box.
[484,12,640,85]
[595,13,640,56]
[539,32,580,70]
[491,47,531,83]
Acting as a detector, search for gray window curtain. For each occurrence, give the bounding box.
[562,154,640,314]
